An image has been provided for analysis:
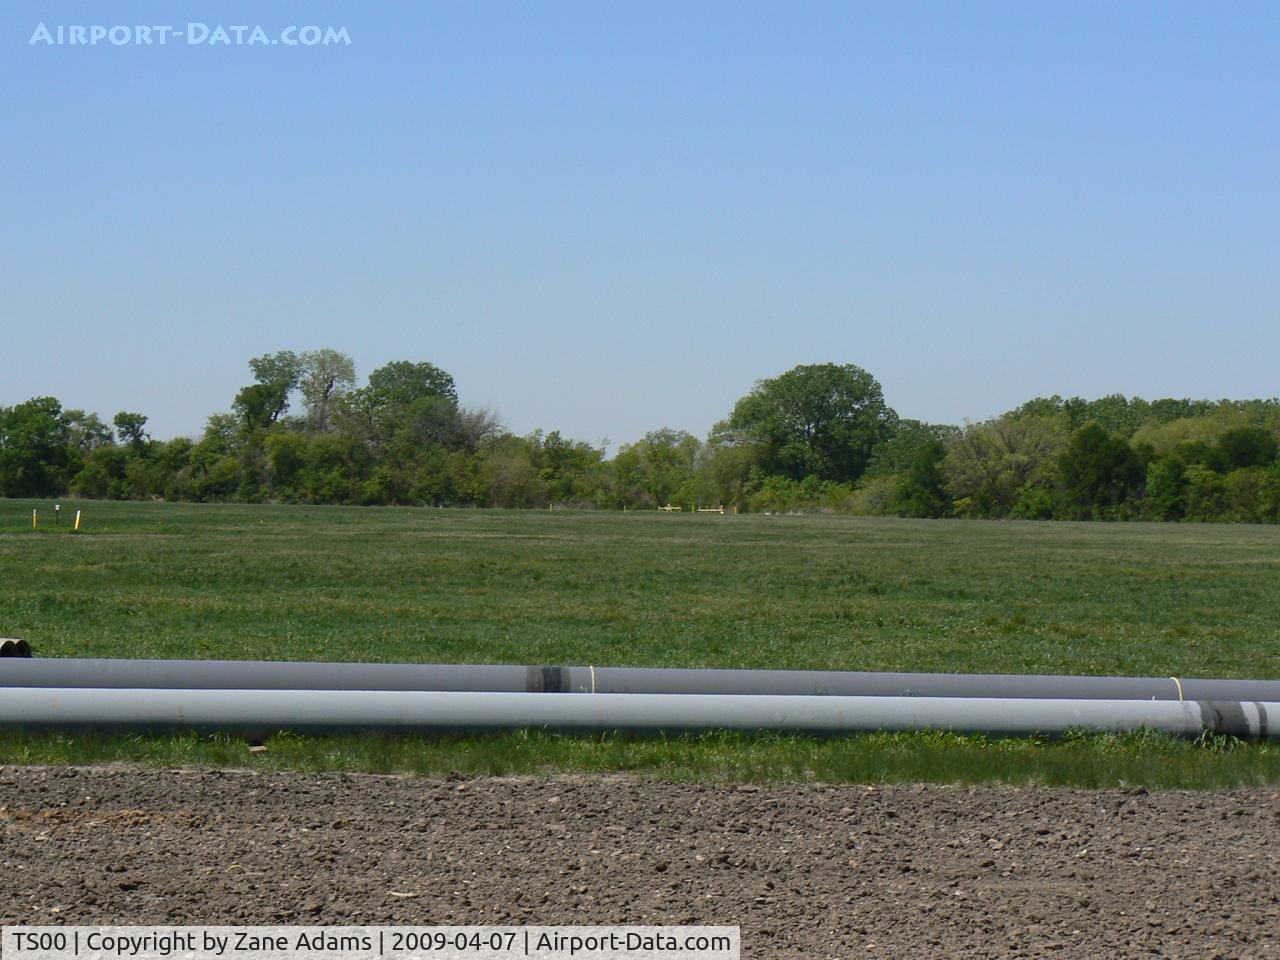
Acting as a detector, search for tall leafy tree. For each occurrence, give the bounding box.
[339,360,459,451]
[718,363,897,484]
[0,397,75,497]
[864,419,960,477]
[64,410,114,452]
[943,415,1069,516]
[1213,427,1278,472]
[1145,457,1187,520]
[234,351,303,429]
[1057,422,1145,518]
[891,439,950,518]
[113,411,150,452]
[630,428,701,506]
[363,361,457,409]
[298,349,356,433]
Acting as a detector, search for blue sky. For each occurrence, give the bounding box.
[2,2,1277,447]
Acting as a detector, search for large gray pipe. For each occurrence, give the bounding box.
[0,688,1272,739]
[3,657,1279,702]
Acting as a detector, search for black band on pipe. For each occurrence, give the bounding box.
[1198,700,1252,738]
[1256,702,1268,741]
[526,666,569,693]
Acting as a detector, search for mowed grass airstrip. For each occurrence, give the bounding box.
[3,499,1280,787]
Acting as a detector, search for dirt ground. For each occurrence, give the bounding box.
[2,766,1279,959]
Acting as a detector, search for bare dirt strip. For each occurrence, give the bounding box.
[2,767,1279,958]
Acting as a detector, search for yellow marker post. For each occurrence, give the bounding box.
[32,509,37,529]
[74,510,81,532]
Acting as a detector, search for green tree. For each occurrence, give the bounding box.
[717,363,897,484]
[363,360,457,408]
[113,411,150,452]
[234,351,303,429]
[298,349,356,433]
[634,428,701,507]
[232,386,278,432]
[338,360,459,452]
[531,430,607,506]
[296,433,370,504]
[608,443,649,508]
[1144,457,1187,521]
[400,395,461,449]
[70,455,113,499]
[64,410,114,453]
[264,431,308,495]
[0,397,76,497]
[152,437,193,499]
[1184,465,1228,520]
[1213,427,1278,472]
[483,436,545,507]
[607,429,702,508]
[451,407,504,454]
[699,442,754,510]
[943,415,1069,517]
[891,439,950,518]
[1057,423,1144,519]
[864,420,959,478]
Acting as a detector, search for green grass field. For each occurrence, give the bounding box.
[3,499,1280,786]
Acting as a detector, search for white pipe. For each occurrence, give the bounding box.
[9,658,1280,702]
[0,688,1272,739]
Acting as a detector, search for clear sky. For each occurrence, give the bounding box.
[3,2,1277,447]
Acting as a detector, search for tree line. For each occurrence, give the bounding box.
[3,352,1279,522]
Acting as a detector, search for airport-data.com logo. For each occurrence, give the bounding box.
[29,23,352,47]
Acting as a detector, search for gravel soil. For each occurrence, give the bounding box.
[3,766,1279,958]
